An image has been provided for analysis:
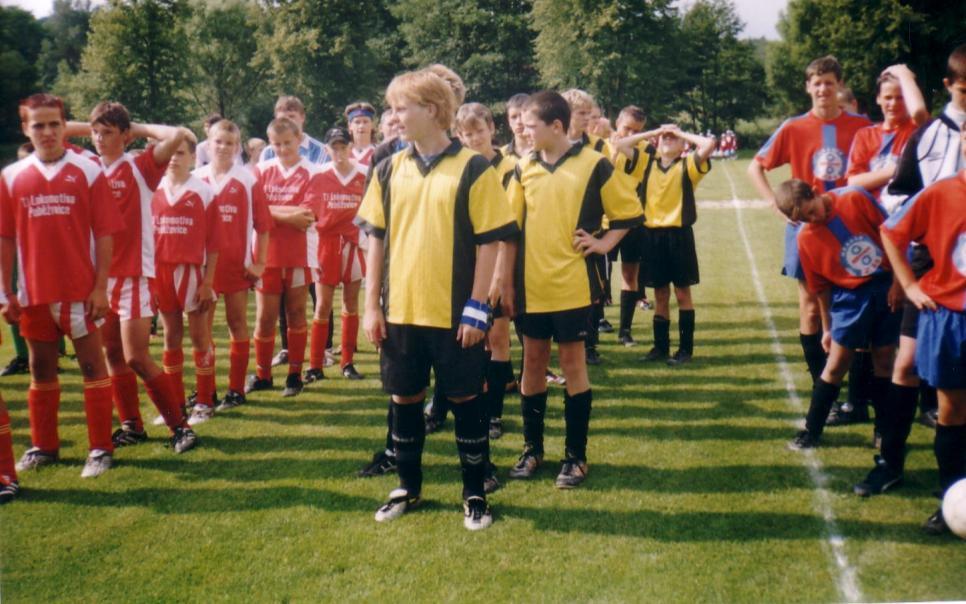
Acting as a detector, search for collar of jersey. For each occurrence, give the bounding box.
[406,138,462,176]
[489,148,504,168]
[530,140,584,173]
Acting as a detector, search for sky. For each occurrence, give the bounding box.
[4,0,788,40]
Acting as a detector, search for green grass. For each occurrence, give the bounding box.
[1,159,963,602]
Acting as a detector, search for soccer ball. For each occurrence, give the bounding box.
[942,478,966,539]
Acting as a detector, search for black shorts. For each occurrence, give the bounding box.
[639,226,699,288]
[514,305,593,343]
[379,323,487,398]
[607,225,645,263]
[900,300,920,339]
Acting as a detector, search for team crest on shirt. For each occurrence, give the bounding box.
[812,147,847,181]
[869,154,897,172]
[840,235,883,277]
[954,233,966,277]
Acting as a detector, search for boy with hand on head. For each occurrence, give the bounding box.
[2,94,124,478]
[151,139,221,426]
[507,91,643,488]
[358,67,519,530]
[194,119,271,412]
[772,180,900,451]
[612,124,715,363]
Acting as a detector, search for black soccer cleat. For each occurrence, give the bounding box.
[484,463,501,494]
[171,425,198,454]
[917,409,938,429]
[666,350,692,366]
[585,346,602,366]
[341,364,364,380]
[216,390,246,412]
[463,495,493,531]
[853,455,903,497]
[826,401,870,426]
[618,330,636,347]
[555,457,589,489]
[921,507,950,536]
[357,450,397,477]
[282,373,304,397]
[597,318,615,333]
[787,430,820,451]
[111,421,148,447]
[509,449,542,479]
[244,374,273,394]
[0,478,19,504]
[488,418,503,440]
[641,347,669,362]
[0,356,28,377]
[303,367,326,384]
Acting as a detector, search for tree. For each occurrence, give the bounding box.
[37,0,92,89]
[0,7,45,142]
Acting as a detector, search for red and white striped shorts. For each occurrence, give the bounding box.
[19,301,103,342]
[108,276,155,321]
[152,263,214,314]
[256,267,313,295]
[315,236,366,286]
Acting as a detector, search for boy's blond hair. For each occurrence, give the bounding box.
[561,88,596,111]
[426,64,466,106]
[455,102,495,133]
[209,118,241,142]
[274,95,306,116]
[267,116,301,138]
[386,68,458,131]
[774,179,816,221]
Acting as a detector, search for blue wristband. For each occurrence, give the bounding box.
[460,299,491,330]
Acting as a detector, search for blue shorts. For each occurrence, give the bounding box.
[916,306,966,390]
[829,276,901,349]
[781,222,805,280]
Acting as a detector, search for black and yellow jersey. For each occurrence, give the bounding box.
[582,132,612,160]
[489,149,518,190]
[507,142,644,314]
[615,144,711,228]
[501,139,527,162]
[357,139,519,329]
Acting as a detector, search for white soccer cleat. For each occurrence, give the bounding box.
[375,488,418,523]
[80,449,113,478]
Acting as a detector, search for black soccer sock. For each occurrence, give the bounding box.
[847,350,873,408]
[678,309,695,355]
[485,360,512,421]
[392,401,426,496]
[326,308,334,349]
[868,375,891,434]
[934,423,966,494]
[384,398,395,456]
[799,332,826,385]
[804,378,841,437]
[880,383,919,471]
[619,290,637,333]
[452,396,488,500]
[586,303,601,347]
[521,391,548,455]
[653,315,670,354]
[428,387,449,422]
[279,291,289,348]
[919,383,938,414]
[564,389,593,461]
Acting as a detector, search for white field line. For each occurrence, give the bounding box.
[720,163,863,603]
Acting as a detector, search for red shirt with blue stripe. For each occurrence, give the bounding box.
[798,186,891,294]
[846,118,917,198]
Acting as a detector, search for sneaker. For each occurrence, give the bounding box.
[484,464,501,494]
[171,425,198,454]
[667,349,692,366]
[188,404,214,426]
[585,346,602,365]
[424,413,446,434]
[303,367,326,384]
[463,495,494,531]
[244,374,273,394]
[270,349,288,367]
[872,428,882,450]
[111,421,148,447]
[80,449,113,478]
[509,449,542,479]
[357,450,397,477]
[151,414,168,426]
[638,299,653,311]
[342,364,364,380]
[853,456,903,497]
[186,390,198,409]
[826,401,870,426]
[921,507,950,536]
[282,373,303,397]
[0,478,19,504]
[917,409,939,429]
[545,370,566,385]
[618,330,636,347]
[598,318,614,333]
[323,350,336,367]
[641,347,668,362]
[0,356,28,377]
[555,457,589,489]
[216,390,245,411]
[15,447,58,472]
[488,418,503,440]
[787,430,820,451]
[374,488,420,523]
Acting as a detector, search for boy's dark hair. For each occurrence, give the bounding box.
[525,91,570,132]
[774,179,815,221]
[618,105,647,124]
[182,137,197,154]
[506,93,531,111]
[805,55,843,82]
[947,43,966,83]
[90,101,131,132]
[875,72,897,95]
[19,93,66,123]
[204,112,223,128]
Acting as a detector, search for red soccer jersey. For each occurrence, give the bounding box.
[756,111,872,193]
[64,142,98,162]
[798,187,891,294]
[0,150,123,305]
[195,163,272,272]
[101,148,167,278]
[255,157,321,269]
[312,162,367,242]
[351,145,375,166]
[881,171,966,311]
[152,175,220,266]
[846,119,918,197]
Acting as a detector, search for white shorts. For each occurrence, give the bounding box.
[108,276,155,321]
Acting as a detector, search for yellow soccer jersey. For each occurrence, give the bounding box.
[490,148,518,190]
[501,140,526,162]
[507,143,644,314]
[357,140,519,328]
[616,144,711,228]
[583,132,612,160]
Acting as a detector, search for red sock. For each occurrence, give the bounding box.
[341,313,359,367]
[162,349,186,405]
[255,332,275,380]
[229,339,250,393]
[194,348,215,406]
[143,372,185,431]
[112,371,142,431]
[287,327,307,374]
[310,320,329,370]
[0,395,17,482]
[28,381,60,452]
[84,377,115,452]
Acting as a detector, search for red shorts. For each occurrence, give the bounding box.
[152,263,213,314]
[316,235,366,286]
[108,276,155,321]
[214,263,254,296]
[20,301,103,342]
[256,267,312,295]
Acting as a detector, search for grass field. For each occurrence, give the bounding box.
[1,159,963,603]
